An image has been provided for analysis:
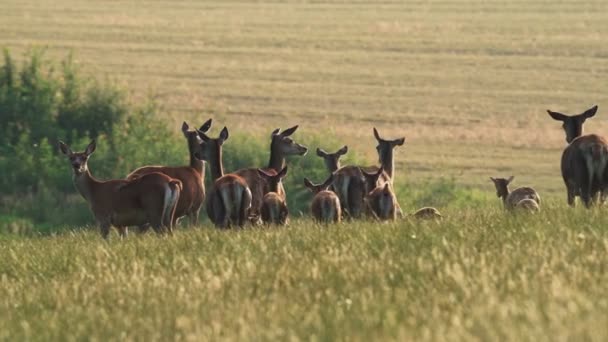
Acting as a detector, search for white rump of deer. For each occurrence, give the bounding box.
[195,127,252,228]
[127,119,212,227]
[59,140,181,239]
[257,167,289,226]
[490,176,540,212]
[303,174,342,224]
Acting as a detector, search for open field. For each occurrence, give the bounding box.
[1,207,608,340]
[2,0,608,194]
[2,1,608,340]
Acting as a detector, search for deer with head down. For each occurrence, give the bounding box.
[303,174,341,224]
[489,176,540,212]
[127,119,212,227]
[257,167,289,226]
[195,127,252,228]
[59,140,181,239]
[548,105,608,207]
[233,126,307,221]
[332,128,404,219]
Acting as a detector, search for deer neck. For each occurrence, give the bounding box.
[73,169,98,203]
[267,146,285,172]
[208,147,225,181]
[500,188,510,204]
[380,151,395,180]
[189,148,205,175]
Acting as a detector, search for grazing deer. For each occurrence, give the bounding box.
[127,119,212,227]
[411,207,443,220]
[548,105,608,207]
[195,127,252,228]
[303,174,342,224]
[490,176,541,211]
[59,140,181,239]
[233,126,308,219]
[316,146,348,173]
[257,167,289,225]
[332,128,405,219]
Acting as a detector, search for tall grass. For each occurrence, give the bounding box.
[0,205,606,340]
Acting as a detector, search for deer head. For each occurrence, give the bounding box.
[373,127,405,164]
[270,126,308,157]
[547,105,598,143]
[316,146,348,172]
[489,176,514,199]
[182,118,212,153]
[303,174,335,194]
[59,140,96,175]
[257,166,289,193]
[361,167,385,193]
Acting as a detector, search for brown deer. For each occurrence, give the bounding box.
[332,128,404,219]
[233,126,307,220]
[364,182,398,221]
[316,146,348,173]
[490,176,541,211]
[548,105,608,207]
[127,119,212,227]
[411,207,443,220]
[59,140,181,239]
[195,127,252,228]
[303,174,342,224]
[257,167,289,225]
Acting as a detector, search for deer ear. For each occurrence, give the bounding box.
[582,105,598,119]
[271,128,281,138]
[281,125,299,137]
[507,175,514,184]
[547,110,568,121]
[182,122,189,134]
[383,183,390,191]
[394,137,405,146]
[219,127,229,143]
[199,118,212,133]
[58,141,72,155]
[278,166,288,178]
[197,130,210,142]
[489,177,496,183]
[257,168,273,178]
[303,177,314,191]
[85,140,96,156]
[316,148,328,157]
[337,145,348,155]
[373,127,381,141]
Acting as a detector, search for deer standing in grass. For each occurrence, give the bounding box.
[548,105,608,207]
[303,174,342,224]
[127,119,212,227]
[195,127,252,228]
[257,167,289,226]
[59,140,181,239]
[362,167,398,221]
[332,128,404,219]
[233,126,307,220]
[490,176,541,212]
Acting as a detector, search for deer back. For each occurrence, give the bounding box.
[206,173,251,228]
[311,190,341,223]
[234,167,285,214]
[562,134,608,193]
[261,192,288,225]
[505,187,540,210]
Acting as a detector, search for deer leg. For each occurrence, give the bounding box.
[137,224,151,234]
[99,221,111,240]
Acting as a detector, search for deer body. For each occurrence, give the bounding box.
[258,167,289,225]
[233,126,307,219]
[304,175,341,224]
[548,105,608,207]
[60,141,181,239]
[490,176,541,211]
[332,128,404,219]
[365,183,397,221]
[412,207,442,220]
[127,120,212,226]
[196,127,252,228]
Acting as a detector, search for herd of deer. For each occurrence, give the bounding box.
[57,105,606,239]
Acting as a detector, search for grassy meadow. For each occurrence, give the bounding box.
[1,0,608,340]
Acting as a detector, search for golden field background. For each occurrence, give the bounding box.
[2,0,608,196]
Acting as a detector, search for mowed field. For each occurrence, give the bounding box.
[2,1,608,341]
[2,0,608,193]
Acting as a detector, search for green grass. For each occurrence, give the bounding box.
[1,205,607,340]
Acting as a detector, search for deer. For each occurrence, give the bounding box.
[361,167,398,221]
[232,126,308,220]
[194,127,252,228]
[316,146,348,173]
[257,167,289,226]
[548,105,608,207]
[59,140,181,239]
[332,128,404,219]
[489,176,541,211]
[303,174,342,224]
[411,207,443,220]
[127,119,212,227]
